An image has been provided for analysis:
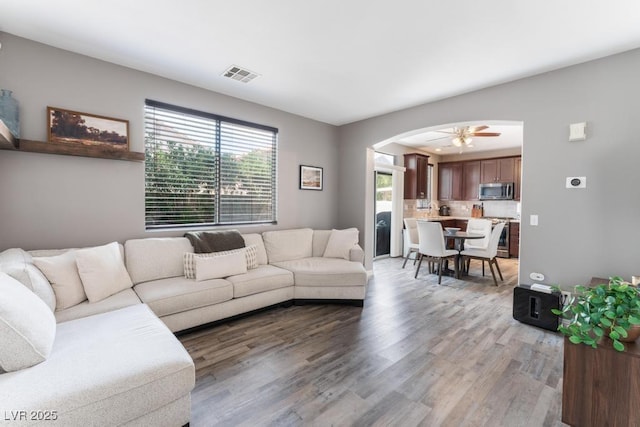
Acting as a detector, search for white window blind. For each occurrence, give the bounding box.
[144,100,277,229]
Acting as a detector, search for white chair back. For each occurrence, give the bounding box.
[465,218,492,250]
[486,222,505,258]
[417,221,447,257]
[404,218,419,245]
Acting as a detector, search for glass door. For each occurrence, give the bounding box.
[375,171,392,257]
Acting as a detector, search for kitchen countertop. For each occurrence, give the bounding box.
[417,216,472,221]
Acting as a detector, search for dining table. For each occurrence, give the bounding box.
[442,230,485,279]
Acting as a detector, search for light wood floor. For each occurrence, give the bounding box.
[179,257,567,427]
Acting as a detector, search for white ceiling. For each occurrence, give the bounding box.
[393,123,523,155]
[1,1,640,126]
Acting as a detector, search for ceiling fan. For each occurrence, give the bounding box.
[435,125,501,147]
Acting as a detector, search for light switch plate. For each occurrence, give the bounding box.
[530,214,538,226]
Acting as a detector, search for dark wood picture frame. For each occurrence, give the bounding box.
[299,165,323,190]
[47,106,129,151]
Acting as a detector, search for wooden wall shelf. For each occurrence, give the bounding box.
[17,140,145,162]
[0,119,144,162]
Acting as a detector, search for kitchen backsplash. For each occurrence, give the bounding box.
[404,199,520,219]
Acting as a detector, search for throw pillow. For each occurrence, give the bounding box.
[33,250,87,310]
[323,228,359,260]
[0,248,56,312]
[3,263,57,312]
[194,251,247,281]
[183,245,258,279]
[75,242,134,303]
[0,272,56,372]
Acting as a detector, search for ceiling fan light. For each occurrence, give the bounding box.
[464,137,472,144]
[452,137,462,147]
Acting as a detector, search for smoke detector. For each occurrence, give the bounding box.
[222,65,260,83]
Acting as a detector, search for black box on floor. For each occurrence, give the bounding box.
[513,285,561,331]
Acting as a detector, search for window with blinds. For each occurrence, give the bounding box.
[144,100,277,229]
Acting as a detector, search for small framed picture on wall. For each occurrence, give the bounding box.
[299,165,323,190]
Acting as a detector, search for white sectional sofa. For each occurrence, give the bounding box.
[0,227,367,426]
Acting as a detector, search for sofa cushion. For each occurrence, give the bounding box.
[0,273,56,372]
[195,251,247,281]
[76,242,134,303]
[33,250,87,310]
[227,265,294,298]
[323,228,359,260]
[242,233,268,265]
[54,289,141,324]
[0,304,194,426]
[125,237,193,284]
[273,257,367,287]
[263,228,313,263]
[0,248,56,312]
[183,245,258,279]
[134,276,233,317]
[312,230,332,257]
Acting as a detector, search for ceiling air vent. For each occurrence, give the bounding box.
[222,65,260,83]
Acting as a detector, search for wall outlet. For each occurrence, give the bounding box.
[560,290,572,307]
[530,272,545,281]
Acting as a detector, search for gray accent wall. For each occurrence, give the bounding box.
[0,33,338,250]
[2,31,640,288]
[339,48,640,287]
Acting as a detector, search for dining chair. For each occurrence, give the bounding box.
[415,221,458,284]
[402,218,420,268]
[460,222,505,286]
[464,218,492,250]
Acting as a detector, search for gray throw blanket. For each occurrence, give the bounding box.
[184,230,245,253]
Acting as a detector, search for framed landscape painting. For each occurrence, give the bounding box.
[300,165,323,190]
[47,107,129,150]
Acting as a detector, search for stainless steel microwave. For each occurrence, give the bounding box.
[479,182,514,200]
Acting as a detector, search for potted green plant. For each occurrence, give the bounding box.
[552,276,640,351]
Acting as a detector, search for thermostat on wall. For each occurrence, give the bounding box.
[566,176,586,188]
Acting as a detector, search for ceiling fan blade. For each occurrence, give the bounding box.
[433,129,456,134]
[471,132,501,137]
[470,125,489,132]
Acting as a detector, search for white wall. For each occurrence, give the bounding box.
[338,48,640,287]
[0,33,339,250]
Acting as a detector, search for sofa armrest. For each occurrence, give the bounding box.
[349,245,365,264]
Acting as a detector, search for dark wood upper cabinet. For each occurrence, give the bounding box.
[481,157,516,183]
[404,153,430,199]
[435,155,520,202]
[438,162,462,201]
[462,161,480,200]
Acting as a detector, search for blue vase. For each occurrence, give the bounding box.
[0,89,20,138]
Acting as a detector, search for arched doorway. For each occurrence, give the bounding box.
[368,120,523,268]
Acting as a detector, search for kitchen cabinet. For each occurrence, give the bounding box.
[462,161,481,200]
[480,157,516,183]
[437,155,520,202]
[438,162,462,201]
[404,153,430,199]
[514,157,522,201]
[509,222,520,258]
